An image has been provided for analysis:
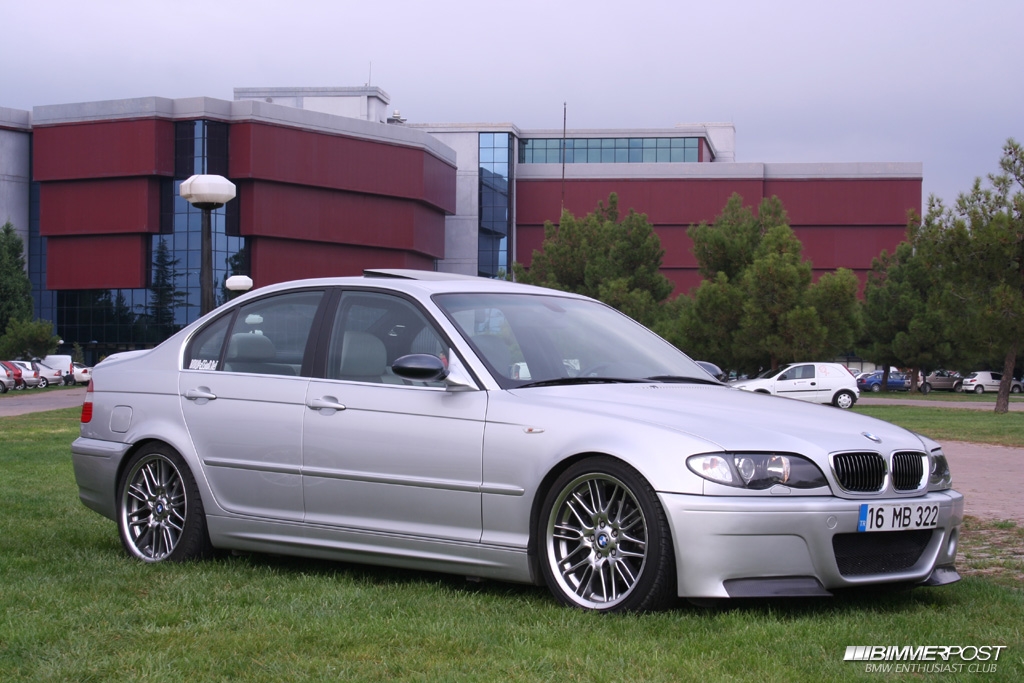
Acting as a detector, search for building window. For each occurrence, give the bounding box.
[478,133,514,278]
[52,119,247,363]
[518,137,701,164]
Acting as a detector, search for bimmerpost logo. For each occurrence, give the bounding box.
[844,645,1006,674]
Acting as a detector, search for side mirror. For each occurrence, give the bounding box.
[392,354,448,382]
[392,354,476,392]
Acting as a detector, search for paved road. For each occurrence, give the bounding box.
[3,387,1021,522]
[0,386,87,417]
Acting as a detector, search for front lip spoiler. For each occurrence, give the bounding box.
[919,564,960,587]
[721,565,960,598]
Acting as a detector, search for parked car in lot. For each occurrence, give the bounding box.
[858,370,909,393]
[28,361,64,388]
[696,360,727,382]
[961,371,1023,394]
[72,362,92,384]
[0,362,13,393]
[72,270,962,611]
[2,360,24,391]
[10,361,42,388]
[919,370,962,394]
[731,362,860,409]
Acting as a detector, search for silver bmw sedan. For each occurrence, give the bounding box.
[72,269,963,612]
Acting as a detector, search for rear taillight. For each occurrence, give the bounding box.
[81,379,94,423]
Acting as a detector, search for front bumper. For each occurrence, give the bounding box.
[659,489,964,598]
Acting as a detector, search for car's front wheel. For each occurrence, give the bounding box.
[117,444,212,562]
[538,457,675,612]
[1012,385,1022,394]
[833,389,856,409]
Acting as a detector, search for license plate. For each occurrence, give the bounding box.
[858,503,939,532]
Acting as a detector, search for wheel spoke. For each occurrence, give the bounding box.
[552,522,584,541]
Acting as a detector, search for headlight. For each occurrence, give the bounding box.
[929,450,952,490]
[687,453,827,490]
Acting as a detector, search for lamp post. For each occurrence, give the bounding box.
[225,275,254,300]
[180,175,236,316]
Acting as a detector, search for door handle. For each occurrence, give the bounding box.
[184,388,217,401]
[308,397,346,412]
[810,382,817,386]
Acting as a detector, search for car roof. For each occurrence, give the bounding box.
[230,269,586,301]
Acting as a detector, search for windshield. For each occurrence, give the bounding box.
[755,366,788,379]
[433,292,710,389]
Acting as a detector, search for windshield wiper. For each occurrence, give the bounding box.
[645,375,722,385]
[516,377,647,388]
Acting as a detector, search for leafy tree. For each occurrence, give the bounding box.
[919,139,1024,413]
[513,193,673,326]
[661,194,861,373]
[0,317,60,360]
[0,221,33,332]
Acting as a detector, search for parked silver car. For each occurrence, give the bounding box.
[10,360,42,388]
[72,270,963,611]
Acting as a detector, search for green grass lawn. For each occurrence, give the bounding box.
[2,408,1022,682]
[853,404,1024,447]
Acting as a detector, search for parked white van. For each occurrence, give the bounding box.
[731,362,859,409]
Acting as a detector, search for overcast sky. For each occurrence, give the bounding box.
[4,0,1022,206]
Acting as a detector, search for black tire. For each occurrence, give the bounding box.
[0,381,6,394]
[832,389,856,409]
[117,444,212,562]
[974,385,984,394]
[870,384,881,392]
[1012,385,1022,394]
[920,382,931,394]
[538,457,676,612]
[38,377,49,389]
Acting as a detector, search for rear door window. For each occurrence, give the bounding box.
[184,290,325,376]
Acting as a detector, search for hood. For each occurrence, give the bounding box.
[505,382,925,456]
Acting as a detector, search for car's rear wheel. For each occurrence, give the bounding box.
[38,377,48,389]
[833,389,856,409]
[870,384,881,392]
[117,444,212,562]
[538,457,675,612]
[974,385,984,394]
[1012,385,1022,394]
[920,382,932,394]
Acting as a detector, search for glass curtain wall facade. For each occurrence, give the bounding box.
[478,132,514,278]
[50,120,247,364]
[519,136,700,164]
